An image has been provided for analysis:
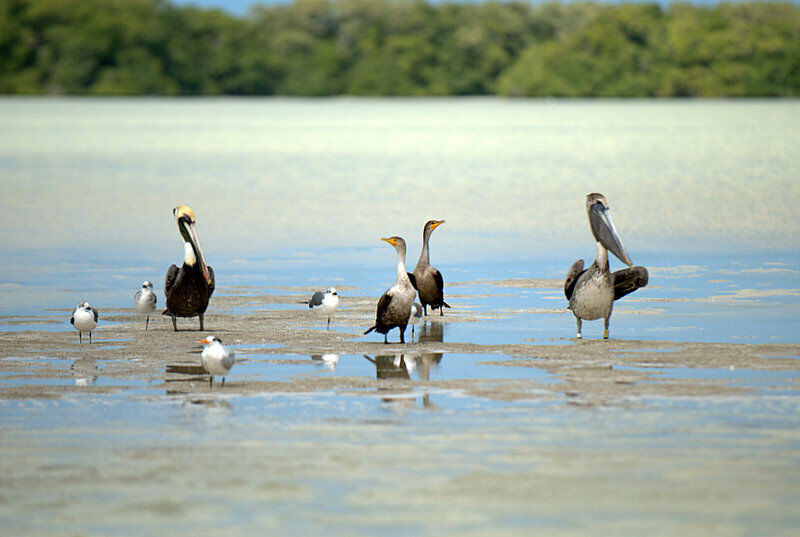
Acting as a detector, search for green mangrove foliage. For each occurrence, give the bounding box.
[1,0,798,96]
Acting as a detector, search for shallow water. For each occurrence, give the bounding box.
[1,98,799,535]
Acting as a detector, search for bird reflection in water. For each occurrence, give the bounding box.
[416,321,444,344]
[71,357,98,386]
[364,353,442,409]
[311,354,339,372]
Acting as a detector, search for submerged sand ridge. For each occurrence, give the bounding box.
[1,285,798,404]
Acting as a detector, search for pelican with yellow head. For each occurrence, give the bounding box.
[163,205,215,331]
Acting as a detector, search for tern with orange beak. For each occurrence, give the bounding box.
[163,205,215,331]
[364,237,416,344]
[564,193,648,339]
[408,219,450,316]
[199,335,235,387]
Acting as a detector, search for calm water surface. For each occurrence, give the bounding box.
[1,98,799,535]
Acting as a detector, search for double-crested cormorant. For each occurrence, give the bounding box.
[71,301,98,343]
[163,206,215,331]
[308,287,339,329]
[565,193,649,339]
[134,280,157,330]
[199,335,235,387]
[409,219,450,315]
[364,237,416,344]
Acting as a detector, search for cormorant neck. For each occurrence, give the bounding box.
[184,241,197,267]
[417,235,430,266]
[595,241,609,270]
[397,248,411,286]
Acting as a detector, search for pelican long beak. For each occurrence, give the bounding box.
[589,203,633,266]
[182,219,211,283]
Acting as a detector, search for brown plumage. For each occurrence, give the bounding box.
[364,236,416,344]
[409,219,449,316]
[163,205,215,331]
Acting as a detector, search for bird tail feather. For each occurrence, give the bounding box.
[363,326,376,335]
[442,301,451,309]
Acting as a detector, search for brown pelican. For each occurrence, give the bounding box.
[565,193,648,339]
[70,301,98,343]
[163,205,215,331]
[364,237,416,344]
[409,219,450,315]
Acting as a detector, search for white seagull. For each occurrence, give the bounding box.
[308,287,340,329]
[70,301,99,344]
[409,302,423,338]
[199,335,235,388]
[134,280,157,330]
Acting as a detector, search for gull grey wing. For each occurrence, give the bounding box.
[613,266,649,300]
[564,259,585,300]
[309,291,324,308]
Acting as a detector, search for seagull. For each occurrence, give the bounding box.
[307,287,339,329]
[70,301,98,344]
[199,335,235,387]
[134,280,157,330]
[409,219,450,315]
[164,205,215,331]
[408,302,422,338]
[564,193,649,339]
[364,237,416,344]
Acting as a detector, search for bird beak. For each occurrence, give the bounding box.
[431,220,446,230]
[381,237,396,246]
[182,218,211,283]
[589,203,633,266]
[199,337,209,344]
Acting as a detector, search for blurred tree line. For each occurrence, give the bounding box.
[1,0,798,96]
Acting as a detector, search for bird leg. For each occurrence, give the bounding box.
[411,325,415,337]
[171,316,178,332]
[439,305,443,317]
[576,317,582,339]
[383,334,388,345]
[399,326,406,344]
[221,377,226,388]
[199,313,204,332]
[145,315,150,330]
[209,376,213,387]
[79,331,82,344]
[327,318,330,330]
[89,331,92,344]
[603,317,610,340]
[423,305,428,316]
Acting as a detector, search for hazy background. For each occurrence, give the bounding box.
[1,98,798,264]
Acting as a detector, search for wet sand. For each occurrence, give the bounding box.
[2,283,798,403]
